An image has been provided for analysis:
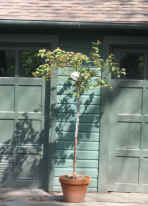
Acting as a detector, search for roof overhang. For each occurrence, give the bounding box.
[0,20,148,31]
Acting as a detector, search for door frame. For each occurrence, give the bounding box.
[99,36,148,192]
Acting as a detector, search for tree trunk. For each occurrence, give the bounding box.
[73,94,80,177]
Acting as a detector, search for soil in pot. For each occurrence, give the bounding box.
[59,174,91,203]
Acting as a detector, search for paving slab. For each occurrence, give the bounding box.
[0,189,148,206]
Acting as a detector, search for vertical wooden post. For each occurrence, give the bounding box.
[48,70,57,191]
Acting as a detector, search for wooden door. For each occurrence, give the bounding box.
[0,78,47,188]
[0,47,48,188]
[100,41,148,192]
[0,35,57,190]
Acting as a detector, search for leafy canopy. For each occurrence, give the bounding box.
[33,41,126,96]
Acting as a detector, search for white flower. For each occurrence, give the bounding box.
[70,72,80,81]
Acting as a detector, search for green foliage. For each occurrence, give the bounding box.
[33,41,126,96]
[20,50,42,77]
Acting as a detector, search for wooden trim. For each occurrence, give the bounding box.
[48,70,57,191]
[41,37,58,191]
[1,20,148,31]
[48,38,58,191]
[0,34,57,43]
[99,88,112,192]
[99,38,113,192]
[104,36,148,46]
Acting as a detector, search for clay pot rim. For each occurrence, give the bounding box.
[59,174,91,185]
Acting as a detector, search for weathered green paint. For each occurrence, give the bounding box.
[56,141,99,151]
[48,71,57,192]
[55,159,98,168]
[57,85,100,96]
[56,150,98,160]
[53,37,102,192]
[56,122,99,133]
[56,104,100,114]
[56,131,99,142]
[57,95,100,105]
[55,69,100,191]
[0,78,47,188]
[101,80,148,192]
[57,113,100,124]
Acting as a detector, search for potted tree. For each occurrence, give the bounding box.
[33,41,125,203]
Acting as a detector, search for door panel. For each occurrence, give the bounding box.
[110,157,139,183]
[113,87,142,114]
[0,86,13,111]
[141,159,148,184]
[114,122,140,149]
[142,124,148,148]
[143,87,148,113]
[15,86,42,112]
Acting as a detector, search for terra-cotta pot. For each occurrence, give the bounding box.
[59,174,91,203]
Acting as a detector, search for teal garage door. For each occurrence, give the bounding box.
[100,39,148,192]
[0,77,46,188]
[0,45,50,188]
[0,35,57,190]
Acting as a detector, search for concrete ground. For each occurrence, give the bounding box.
[0,189,148,206]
